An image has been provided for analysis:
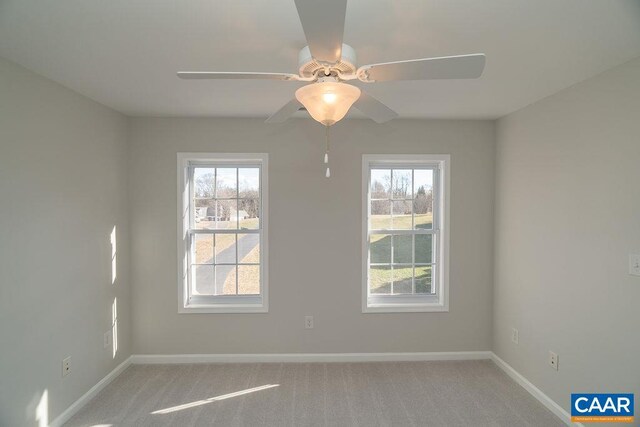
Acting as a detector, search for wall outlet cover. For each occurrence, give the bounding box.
[548,351,559,370]
[62,356,71,377]
[629,254,640,276]
[305,316,314,329]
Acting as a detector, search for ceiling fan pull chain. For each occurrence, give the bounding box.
[324,125,330,163]
[325,125,331,178]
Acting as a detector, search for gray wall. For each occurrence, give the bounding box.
[3,45,638,425]
[0,58,131,426]
[493,57,640,414]
[129,118,495,354]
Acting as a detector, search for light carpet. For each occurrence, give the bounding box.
[63,360,564,426]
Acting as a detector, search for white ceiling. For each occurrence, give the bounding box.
[1,0,639,119]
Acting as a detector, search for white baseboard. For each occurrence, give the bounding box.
[50,356,132,427]
[490,353,581,427]
[131,351,492,364]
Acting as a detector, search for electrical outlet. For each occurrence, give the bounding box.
[305,316,314,329]
[629,254,640,276]
[104,331,112,349]
[62,356,71,377]
[548,351,559,370]
[511,328,519,344]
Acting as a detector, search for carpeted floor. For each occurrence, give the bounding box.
[63,360,564,426]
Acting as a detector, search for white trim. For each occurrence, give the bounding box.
[490,353,580,427]
[130,351,491,364]
[50,357,132,427]
[362,154,450,313]
[176,153,269,314]
[362,303,449,313]
[178,303,268,314]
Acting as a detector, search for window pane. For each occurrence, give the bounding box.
[194,234,213,264]
[238,198,259,229]
[392,169,412,199]
[238,265,260,295]
[194,200,216,230]
[392,265,413,294]
[414,169,433,230]
[370,234,391,264]
[415,265,433,294]
[216,199,238,229]
[392,200,412,229]
[216,265,237,295]
[392,235,412,264]
[239,168,259,195]
[415,234,433,264]
[215,234,236,264]
[192,265,214,295]
[184,158,267,309]
[216,167,237,198]
[194,168,216,198]
[414,209,433,230]
[370,265,391,294]
[238,233,260,264]
[370,200,391,229]
[370,169,391,199]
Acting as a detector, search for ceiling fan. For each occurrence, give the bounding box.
[177,0,486,127]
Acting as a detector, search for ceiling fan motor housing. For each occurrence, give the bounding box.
[298,43,357,79]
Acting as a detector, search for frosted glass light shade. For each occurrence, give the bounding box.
[295,82,361,126]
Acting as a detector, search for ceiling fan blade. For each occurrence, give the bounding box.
[357,54,486,82]
[177,72,300,81]
[353,91,398,123]
[294,0,347,64]
[265,98,303,123]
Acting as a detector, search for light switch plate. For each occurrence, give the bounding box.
[629,254,640,276]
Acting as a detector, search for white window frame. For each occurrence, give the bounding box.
[177,153,268,313]
[362,154,450,313]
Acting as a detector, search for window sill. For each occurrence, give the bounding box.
[179,303,268,314]
[363,302,448,313]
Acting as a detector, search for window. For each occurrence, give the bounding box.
[362,155,449,312]
[178,153,268,313]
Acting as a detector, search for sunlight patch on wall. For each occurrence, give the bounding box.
[112,297,118,358]
[110,226,117,284]
[35,389,48,427]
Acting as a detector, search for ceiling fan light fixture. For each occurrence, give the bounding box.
[295,81,361,126]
